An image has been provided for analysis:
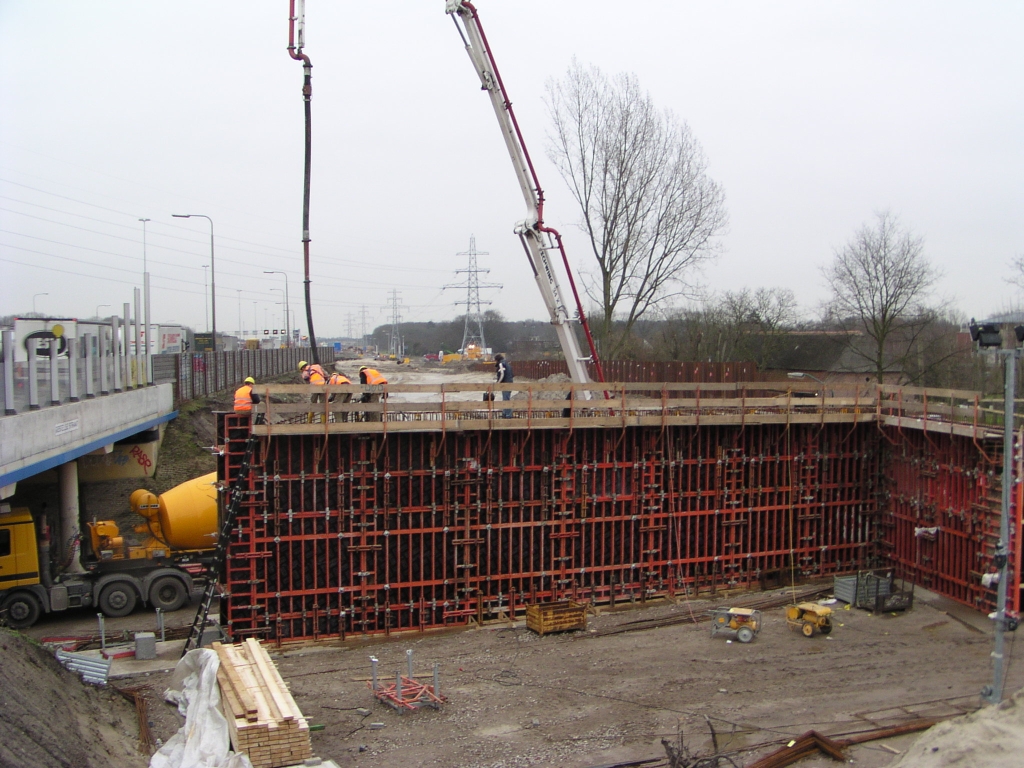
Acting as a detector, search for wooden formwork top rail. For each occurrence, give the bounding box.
[241,381,1006,439]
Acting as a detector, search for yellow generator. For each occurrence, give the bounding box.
[709,607,762,643]
[786,603,833,637]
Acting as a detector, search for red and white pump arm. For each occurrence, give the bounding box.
[446,1,605,386]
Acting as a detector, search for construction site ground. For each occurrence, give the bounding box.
[18,580,1023,767]
[9,361,1024,767]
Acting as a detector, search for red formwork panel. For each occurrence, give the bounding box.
[219,413,884,642]
[880,428,1007,614]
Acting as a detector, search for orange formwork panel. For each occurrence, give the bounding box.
[880,427,1011,616]
[217,413,886,643]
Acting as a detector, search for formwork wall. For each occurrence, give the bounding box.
[881,429,1004,612]
[219,414,888,642]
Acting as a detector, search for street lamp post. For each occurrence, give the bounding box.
[237,289,243,338]
[201,265,210,333]
[33,292,48,314]
[172,214,217,351]
[138,218,151,384]
[95,304,110,318]
[270,289,285,346]
[264,271,291,347]
[970,321,1024,705]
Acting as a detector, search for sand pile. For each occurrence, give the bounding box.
[889,686,1024,768]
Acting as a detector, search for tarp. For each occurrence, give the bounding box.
[149,649,253,768]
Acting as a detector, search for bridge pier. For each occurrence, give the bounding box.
[59,460,85,574]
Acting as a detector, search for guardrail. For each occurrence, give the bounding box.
[1,327,150,417]
[248,381,1012,439]
[1,334,334,415]
[168,347,333,404]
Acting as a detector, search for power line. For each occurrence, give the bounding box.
[0,178,454,273]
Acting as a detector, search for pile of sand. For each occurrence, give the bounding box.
[0,629,146,768]
[890,686,1024,767]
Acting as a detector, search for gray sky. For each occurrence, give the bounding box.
[1,1,1021,338]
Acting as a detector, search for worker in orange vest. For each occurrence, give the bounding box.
[358,365,387,421]
[299,360,329,422]
[358,366,387,386]
[298,360,327,386]
[234,377,262,422]
[327,372,353,412]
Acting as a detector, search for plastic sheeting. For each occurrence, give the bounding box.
[149,648,254,768]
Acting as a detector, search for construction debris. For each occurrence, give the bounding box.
[745,730,846,767]
[213,639,313,768]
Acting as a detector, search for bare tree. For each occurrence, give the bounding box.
[546,61,727,358]
[823,211,938,383]
[1011,254,1024,288]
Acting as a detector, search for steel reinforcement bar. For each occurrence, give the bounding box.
[220,413,886,642]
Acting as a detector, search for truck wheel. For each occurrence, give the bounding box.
[149,576,187,612]
[2,592,41,629]
[99,583,138,617]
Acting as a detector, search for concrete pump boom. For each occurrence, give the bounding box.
[446,0,605,386]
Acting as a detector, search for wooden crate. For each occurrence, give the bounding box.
[213,639,314,768]
[526,601,588,636]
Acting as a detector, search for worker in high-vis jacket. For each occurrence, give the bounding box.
[327,371,353,421]
[298,360,327,386]
[299,360,329,422]
[234,377,263,423]
[358,365,387,421]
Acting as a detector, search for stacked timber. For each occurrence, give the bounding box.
[213,639,313,768]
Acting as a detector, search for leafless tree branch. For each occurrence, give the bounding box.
[822,210,939,383]
[546,61,727,358]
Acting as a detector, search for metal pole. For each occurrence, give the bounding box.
[134,287,142,390]
[2,329,15,415]
[122,303,132,389]
[84,334,94,399]
[49,338,60,406]
[156,607,165,642]
[983,348,1018,704]
[99,326,109,395]
[209,219,217,353]
[144,272,152,384]
[264,272,291,347]
[406,649,413,679]
[433,663,440,699]
[67,337,79,402]
[140,218,152,385]
[370,656,379,691]
[110,317,121,392]
[28,343,39,409]
[98,613,106,651]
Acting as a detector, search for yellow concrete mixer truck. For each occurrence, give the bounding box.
[0,473,218,629]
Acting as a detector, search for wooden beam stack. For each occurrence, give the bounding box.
[213,639,313,768]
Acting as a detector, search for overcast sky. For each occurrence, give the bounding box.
[1,1,1021,339]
